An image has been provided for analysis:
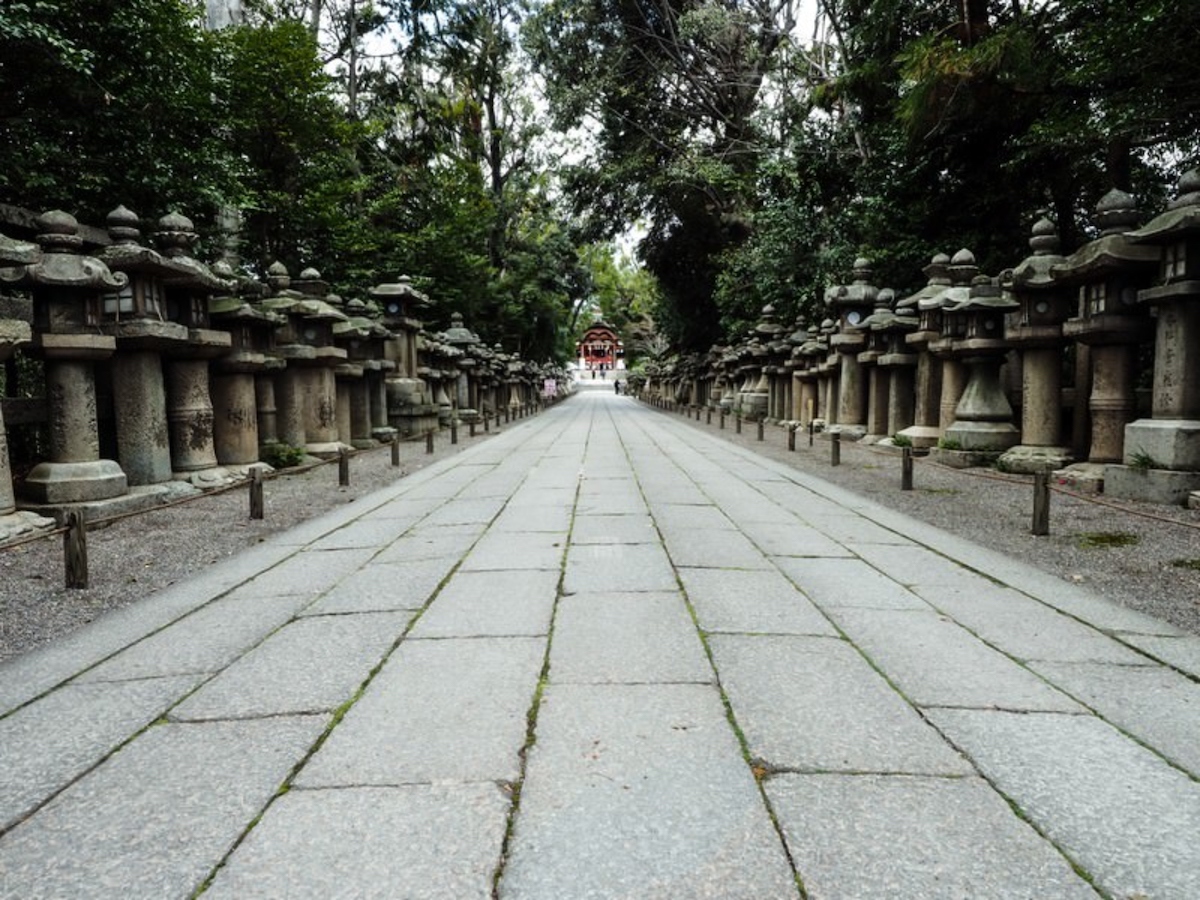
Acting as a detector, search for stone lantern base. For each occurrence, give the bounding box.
[997,444,1074,475]
[0,510,56,545]
[896,424,941,449]
[22,460,128,504]
[1102,418,1200,504]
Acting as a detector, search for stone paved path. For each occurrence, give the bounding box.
[2,388,1198,899]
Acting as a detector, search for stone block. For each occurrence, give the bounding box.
[1122,417,1200,469]
[1104,463,1200,505]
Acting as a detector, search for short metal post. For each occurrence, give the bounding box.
[901,447,913,491]
[756,420,764,441]
[426,430,435,454]
[830,431,841,466]
[249,467,265,518]
[1032,471,1051,536]
[788,425,796,452]
[338,448,350,486]
[64,509,88,589]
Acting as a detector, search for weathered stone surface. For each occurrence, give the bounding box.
[1116,633,1200,678]
[769,773,1097,899]
[678,568,837,635]
[460,530,566,571]
[239,546,378,596]
[551,592,711,684]
[296,637,544,786]
[76,591,312,682]
[0,675,200,829]
[564,543,677,594]
[171,612,411,720]
[0,717,325,899]
[928,709,1200,900]
[205,784,510,900]
[710,635,970,774]
[410,569,559,637]
[570,513,658,545]
[304,557,457,615]
[774,556,931,610]
[372,523,483,562]
[1028,660,1200,777]
[500,683,797,899]
[828,608,1082,711]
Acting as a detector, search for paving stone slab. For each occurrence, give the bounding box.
[0,675,200,830]
[1113,633,1200,678]
[638,483,712,506]
[372,524,483,563]
[490,503,575,534]
[296,636,545,787]
[0,716,325,900]
[767,773,1098,899]
[774,557,931,610]
[304,556,457,615]
[410,569,560,638]
[574,491,648,516]
[804,513,911,545]
[170,612,411,721]
[570,513,658,545]
[829,608,1083,712]
[737,520,854,559]
[237,546,379,597]
[305,515,423,550]
[76,591,312,683]
[551,592,711,684]
[677,568,837,636]
[499,682,798,899]
[421,497,507,526]
[564,543,678,594]
[205,784,509,900]
[709,635,970,775]
[648,503,730,535]
[913,583,1148,665]
[1028,660,1200,778]
[927,708,1200,900]
[659,526,774,570]
[849,543,988,590]
[460,531,567,571]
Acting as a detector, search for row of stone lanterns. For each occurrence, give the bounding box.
[0,207,571,534]
[641,170,1200,506]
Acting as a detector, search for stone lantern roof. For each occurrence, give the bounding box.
[155,212,233,294]
[1005,217,1065,291]
[443,311,480,348]
[371,276,431,328]
[0,231,39,267]
[1126,169,1200,249]
[98,206,176,277]
[1052,190,1159,283]
[921,249,976,312]
[0,210,127,295]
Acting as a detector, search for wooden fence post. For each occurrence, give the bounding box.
[338,448,351,486]
[1032,471,1051,536]
[831,431,841,466]
[901,447,913,491]
[249,467,265,519]
[64,509,88,589]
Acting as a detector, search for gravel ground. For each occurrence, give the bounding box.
[3,397,1198,665]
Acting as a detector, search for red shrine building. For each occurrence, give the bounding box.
[576,322,624,373]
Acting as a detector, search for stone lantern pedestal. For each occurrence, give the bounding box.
[1105,170,1200,504]
[1052,190,1158,493]
[925,251,978,445]
[373,279,437,439]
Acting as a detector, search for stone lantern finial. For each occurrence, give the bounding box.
[35,210,85,254]
[1029,216,1060,256]
[947,249,978,285]
[1168,168,1200,210]
[106,205,143,245]
[155,211,198,258]
[266,260,290,292]
[1093,189,1140,236]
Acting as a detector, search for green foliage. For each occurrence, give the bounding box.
[260,443,307,469]
[1077,532,1140,549]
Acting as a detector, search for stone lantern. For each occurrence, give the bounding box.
[0,232,55,540]
[794,324,825,427]
[443,311,481,424]
[96,206,190,490]
[815,318,838,427]
[827,258,879,438]
[859,288,919,443]
[3,211,130,509]
[207,263,285,472]
[1105,169,1200,503]
[998,217,1076,473]
[940,275,1020,454]
[925,250,978,437]
[260,263,349,457]
[1053,189,1158,492]
[373,278,437,438]
[783,317,809,423]
[897,253,951,448]
[154,212,237,485]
